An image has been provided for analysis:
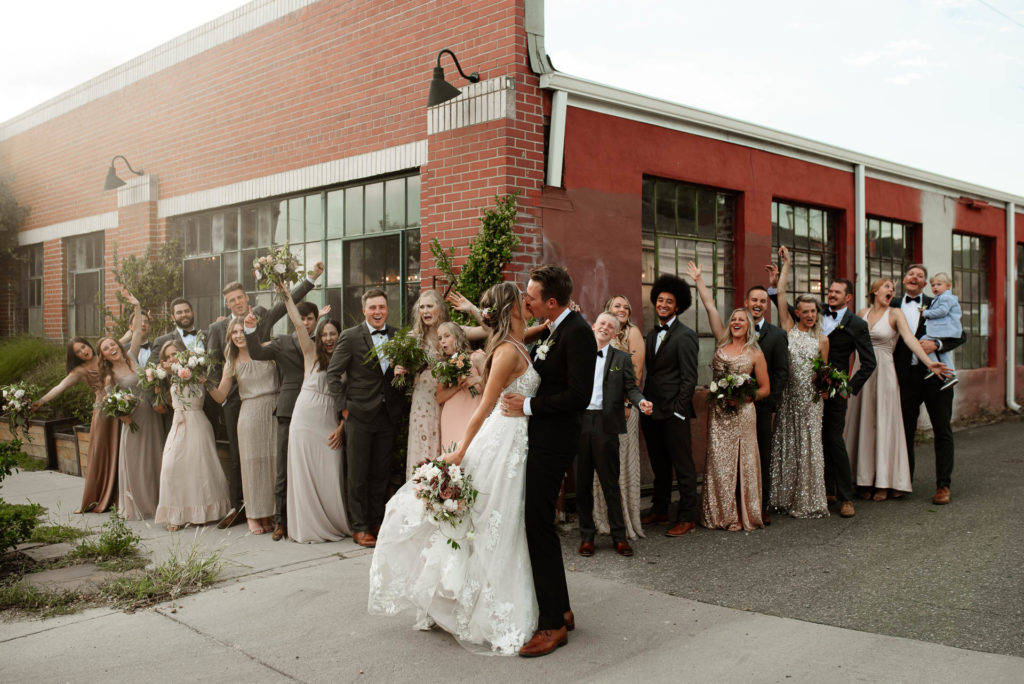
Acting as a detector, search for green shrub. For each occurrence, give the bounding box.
[23,353,94,425]
[0,438,44,552]
[0,336,59,385]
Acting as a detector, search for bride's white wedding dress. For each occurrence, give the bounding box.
[367,357,540,656]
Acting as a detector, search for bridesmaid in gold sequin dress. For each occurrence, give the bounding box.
[688,262,770,532]
[768,247,830,518]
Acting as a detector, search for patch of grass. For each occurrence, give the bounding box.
[70,508,141,563]
[101,541,222,610]
[28,524,91,545]
[0,582,88,618]
[11,451,46,472]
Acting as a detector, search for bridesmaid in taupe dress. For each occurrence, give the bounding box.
[209,318,279,535]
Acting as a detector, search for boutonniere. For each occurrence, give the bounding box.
[918,305,926,313]
[535,336,555,360]
[610,366,621,372]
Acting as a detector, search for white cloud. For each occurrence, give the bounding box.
[885,72,922,85]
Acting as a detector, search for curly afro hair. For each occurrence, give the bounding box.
[649,274,692,315]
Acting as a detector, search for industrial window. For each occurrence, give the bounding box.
[951,233,991,369]
[771,200,838,299]
[17,244,44,336]
[173,174,421,332]
[65,233,104,337]
[866,217,917,285]
[641,176,736,385]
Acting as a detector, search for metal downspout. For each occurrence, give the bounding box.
[854,164,866,306]
[1007,202,1021,412]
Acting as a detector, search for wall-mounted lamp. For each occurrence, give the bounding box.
[103,155,144,191]
[427,49,480,107]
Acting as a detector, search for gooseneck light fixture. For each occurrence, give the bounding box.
[103,155,144,191]
[426,49,480,107]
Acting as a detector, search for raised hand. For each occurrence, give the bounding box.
[124,291,140,307]
[446,291,474,313]
[243,305,258,329]
[778,245,790,264]
[311,261,325,280]
[764,262,780,288]
[319,304,332,316]
[685,260,703,282]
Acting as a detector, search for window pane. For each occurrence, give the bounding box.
[242,249,258,291]
[223,210,238,251]
[677,187,696,236]
[655,180,677,234]
[304,241,322,276]
[346,187,364,236]
[406,228,421,290]
[407,175,421,229]
[306,194,324,241]
[327,190,344,238]
[327,239,342,288]
[258,204,274,247]
[385,178,405,232]
[241,207,257,249]
[198,215,213,254]
[212,213,225,254]
[288,197,305,244]
[223,251,239,285]
[697,190,716,239]
[274,200,288,245]
[365,182,384,234]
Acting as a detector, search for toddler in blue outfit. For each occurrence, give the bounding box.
[919,272,960,390]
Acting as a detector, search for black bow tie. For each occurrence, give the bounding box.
[755,323,764,335]
[182,329,197,336]
[371,329,387,336]
[825,310,838,320]
[596,349,604,358]
[655,324,670,333]
[140,343,151,350]
[906,295,921,304]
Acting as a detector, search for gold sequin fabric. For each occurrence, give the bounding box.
[768,328,828,518]
[700,348,764,531]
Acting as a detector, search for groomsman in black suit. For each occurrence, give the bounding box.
[639,275,700,537]
[206,265,321,527]
[891,264,964,505]
[326,288,405,548]
[243,300,320,541]
[152,297,202,354]
[576,312,652,558]
[745,286,789,524]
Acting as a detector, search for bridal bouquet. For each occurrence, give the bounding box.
[363,326,428,390]
[809,358,851,402]
[431,351,478,397]
[253,244,308,300]
[2,382,39,439]
[102,388,140,433]
[136,363,170,407]
[169,342,215,389]
[410,450,479,550]
[707,373,759,413]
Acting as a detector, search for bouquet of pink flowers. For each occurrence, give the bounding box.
[102,388,140,433]
[431,351,478,397]
[410,450,479,549]
[253,244,308,300]
[169,345,214,388]
[809,358,851,402]
[135,362,170,407]
[707,372,759,413]
[1,382,40,440]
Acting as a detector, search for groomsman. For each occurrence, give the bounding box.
[243,301,320,541]
[152,297,202,353]
[640,275,700,537]
[576,313,652,557]
[326,288,405,548]
[891,264,964,505]
[206,265,321,528]
[118,310,154,366]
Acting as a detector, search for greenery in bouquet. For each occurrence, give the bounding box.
[1,381,40,439]
[707,373,759,413]
[102,388,140,433]
[136,363,170,407]
[431,351,478,397]
[809,357,851,402]
[410,448,479,550]
[364,327,428,390]
[253,244,309,300]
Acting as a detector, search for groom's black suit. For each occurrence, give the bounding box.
[525,310,596,631]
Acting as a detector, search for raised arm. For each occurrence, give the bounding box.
[446,291,484,325]
[890,309,949,375]
[124,292,144,360]
[775,247,795,331]
[32,369,84,410]
[277,283,316,372]
[685,261,725,341]
[207,361,235,404]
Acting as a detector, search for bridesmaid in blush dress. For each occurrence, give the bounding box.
[844,279,949,501]
[435,322,483,450]
[403,290,447,477]
[280,283,350,543]
[688,262,770,532]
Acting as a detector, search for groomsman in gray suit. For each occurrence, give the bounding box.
[243,301,320,541]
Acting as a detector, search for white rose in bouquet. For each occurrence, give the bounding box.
[273,263,287,275]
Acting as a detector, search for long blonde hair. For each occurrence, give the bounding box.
[867,278,895,306]
[437,321,471,356]
[716,308,760,352]
[479,282,522,381]
[603,294,634,351]
[411,289,449,348]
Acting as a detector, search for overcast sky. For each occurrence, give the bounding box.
[3,0,1022,195]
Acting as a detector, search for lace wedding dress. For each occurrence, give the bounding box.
[368,358,540,656]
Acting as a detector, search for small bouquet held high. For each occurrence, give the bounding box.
[169,338,215,388]
[253,244,309,300]
[809,357,851,402]
[135,363,170,407]
[102,388,140,433]
[707,373,759,413]
[410,447,479,550]
[364,326,428,390]
[1,382,40,439]
[431,351,479,397]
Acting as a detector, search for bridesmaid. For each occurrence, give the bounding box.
[435,321,484,450]
[688,262,770,532]
[154,340,231,531]
[768,247,829,518]
[402,289,448,477]
[279,283,350,543]
[208,317,279,535]
[32,338,119,514]
[591,294,646,540]
[103,293,167,520]
[844,278,947,501]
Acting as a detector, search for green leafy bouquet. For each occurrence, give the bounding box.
[253,244,309,300]
[431,351,478,397]
[102,387,140,433]
[1,382,40,440]
[364,327,428,390]
[809,357,851,402]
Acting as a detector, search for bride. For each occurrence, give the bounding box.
[367,282,540,655]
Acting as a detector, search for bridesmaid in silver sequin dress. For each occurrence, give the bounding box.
[768,247,830,518]
[688,262,770,532]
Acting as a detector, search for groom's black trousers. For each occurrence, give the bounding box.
[524,446,573,631]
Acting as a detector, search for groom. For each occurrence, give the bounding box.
[502,264,596,658]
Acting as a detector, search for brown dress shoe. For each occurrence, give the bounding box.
[640,511,669,525]
[665,521,696,537]
[839,501,856,517]
[563,610,575,631]
[615,541,634,557]
[271,523,286,541]
[826,495,837,505]
[762,510,772,526]
[577,541,595,557]
[353,531,377,547]
[932,487,951,505]
[217,509,246,529]
[519,627,568,657]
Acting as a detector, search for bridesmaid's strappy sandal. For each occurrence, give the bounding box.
[165,524,179,532]
[248,519,265,535]
[872,490,889,502]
